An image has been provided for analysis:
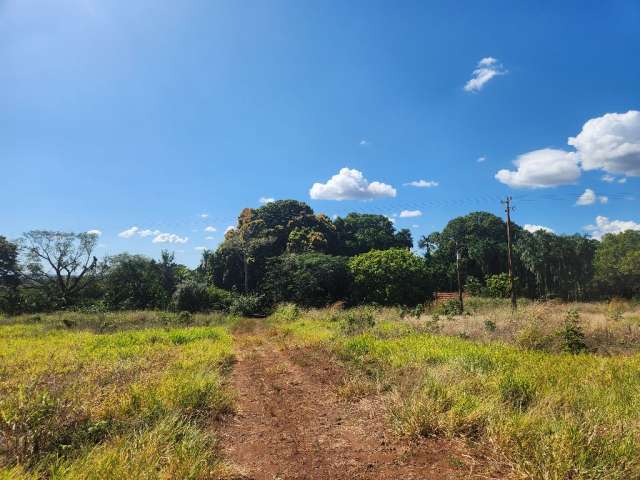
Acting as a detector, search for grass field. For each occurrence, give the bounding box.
[274,302,640,479]
[0,312,234,479]
[2,301,640,479]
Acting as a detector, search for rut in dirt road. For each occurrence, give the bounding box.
[219,337,492,480]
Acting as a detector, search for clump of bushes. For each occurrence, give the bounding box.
[348,248,431,306]
[435,299,463,316]
[486,273,513,298]
[560,309,587,354]
[229,293,265,317]
[340,307,376,335]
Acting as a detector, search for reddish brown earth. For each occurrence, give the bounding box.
[219,335,499,480]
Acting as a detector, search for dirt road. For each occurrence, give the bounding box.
[219,335,493,479]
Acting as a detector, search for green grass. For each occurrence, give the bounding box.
[0,313,234,479]
[274,309,640,479]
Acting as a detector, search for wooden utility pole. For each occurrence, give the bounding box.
[455,245,464,312]
[502,196,517,311]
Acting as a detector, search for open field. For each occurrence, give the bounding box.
[2,300,640,479]
[0,312,234,479]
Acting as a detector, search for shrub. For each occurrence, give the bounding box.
[229,293,265,317]
[262,253,351,307]
[207,286,233,311]
[435,299,462,316]
[270,303,301,322]
[171,281,211,313]
[464,276,484,296]
[560,309,587,354]
[483,319,497,332]
[348,248,431,306]
[176,311,193,325]
[485,273,513,298]
[340,307,376,335]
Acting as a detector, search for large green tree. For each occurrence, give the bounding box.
[348,248,430,306]
[335,213,412,256]
[103,254,166,309]
[0,236,20,312]
[419,212,511,291]
[262,253,351,307]
[21,230,99,307]
[593,230,640,298]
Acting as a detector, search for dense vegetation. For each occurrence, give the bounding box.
[1,200,639,315]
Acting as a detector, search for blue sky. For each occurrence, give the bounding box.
[2,0,639,266]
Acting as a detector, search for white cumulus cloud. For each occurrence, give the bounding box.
[524,224,555,233]
[152,233,188,244]
[576,188,608,206]
[569,110,640,177]
[464,57,507,92]
[86,229,102,237]
[204,226,217,232]
[584,216,640,240]
[309,168,396,200]
[495,149,581,188]
[404,179,439,188]
[399,210,423,218]
[194,246,206,251]
[200,213,209,219]
[477,156,487,163]
[259,197,275,204]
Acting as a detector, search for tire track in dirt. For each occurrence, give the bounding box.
[218,335,495,479]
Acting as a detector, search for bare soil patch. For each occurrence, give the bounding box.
[218,334,497,479]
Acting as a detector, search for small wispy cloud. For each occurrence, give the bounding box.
[225,226,234,234]
[200,213,209,219]
[576,188,608,206]
[399,210,422,218]
[477,156,487,163]
[118,226,139,239]
[86,229,102,237]
[259,197,275,204]
[403,179,439,188]
[204,226,217,232]
[464,57,507,92]
[195,246,206,251]
[152,233,188,244]
[524,224,554,233]
[359,139,370,146]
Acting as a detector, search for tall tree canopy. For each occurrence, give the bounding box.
[203,201,412,292]
[593,230,640,298]
[21,230,99,307]
[0,236,20,312]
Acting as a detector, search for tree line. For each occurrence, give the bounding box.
[1,200,638,314]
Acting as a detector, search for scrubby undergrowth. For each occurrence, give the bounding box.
[272,302,640,479]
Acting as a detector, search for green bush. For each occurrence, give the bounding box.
[348,248,431,306]
[485,273,512,298]
[229,293,265,317]
[464,276,484,296]
[262,253,351,307]
[435,299,462,316]
[171,281,211,313]
[560,309,587,354]
[340,307,376,335]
